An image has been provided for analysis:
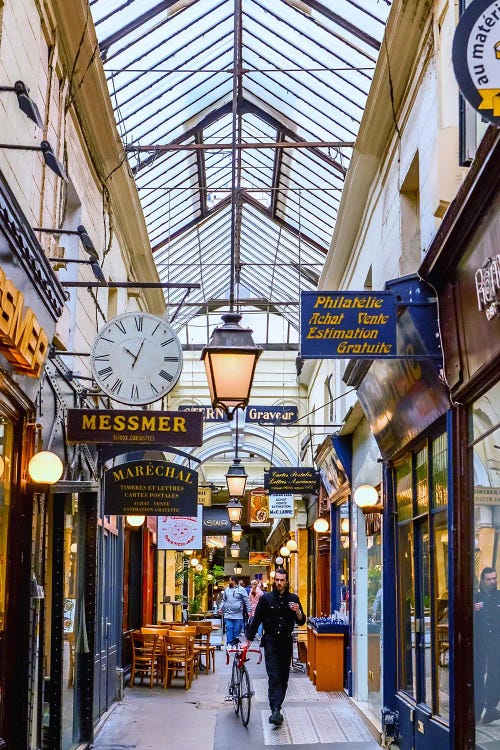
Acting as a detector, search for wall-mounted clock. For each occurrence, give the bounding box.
[90,312,183,405]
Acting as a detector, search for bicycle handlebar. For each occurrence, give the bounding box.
[225,645,263,665]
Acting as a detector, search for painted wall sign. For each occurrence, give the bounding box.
[157,506,203,550]
[249,551,273,566]
[202,506,232,535]
[178,404,228,422]
[66,409,203,446]
[300,291,397,359]
[269,493,295,518]
[0,266,49,377]
[103,460,198,516]
[264,467,320,494]
[452,0,500,125]
[249,492,270,526]
[245,405,298,425]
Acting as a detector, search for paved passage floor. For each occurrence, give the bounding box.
[93,647,381,750]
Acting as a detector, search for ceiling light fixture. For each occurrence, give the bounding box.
[227,498,243,524]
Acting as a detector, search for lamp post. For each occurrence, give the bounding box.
[201,312,262,419]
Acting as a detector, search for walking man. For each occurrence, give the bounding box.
[244,567,306,726]
[474,567,500,723]
[219,575,250,646]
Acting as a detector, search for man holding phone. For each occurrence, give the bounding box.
[243,567,306,726]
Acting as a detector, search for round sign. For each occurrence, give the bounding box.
[452,0,500,125]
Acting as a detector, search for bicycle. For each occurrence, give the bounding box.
[225,643,262,726]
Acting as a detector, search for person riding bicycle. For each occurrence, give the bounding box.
[219,575,251,646]
[243,567,305,726]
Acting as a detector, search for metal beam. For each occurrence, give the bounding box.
[62,282,200,289]
[126,139,354,152]
[290,0,381,51]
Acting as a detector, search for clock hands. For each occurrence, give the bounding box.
[123,347,136,359]
[131,339,145,368]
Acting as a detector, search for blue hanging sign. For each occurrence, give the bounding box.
[301,291,397,359]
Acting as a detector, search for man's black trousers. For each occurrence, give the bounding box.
[263,636,293,711]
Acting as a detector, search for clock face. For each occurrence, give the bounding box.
[91,313,183,405]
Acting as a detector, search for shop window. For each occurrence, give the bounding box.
[0,416,13,731]
[395,430,449,719]
[470,382,500,737]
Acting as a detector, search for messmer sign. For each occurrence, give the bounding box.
[452,0,500,125]
[301,291,397,359]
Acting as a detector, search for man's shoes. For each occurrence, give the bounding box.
[269,709,283,725]
[481,707,500,724]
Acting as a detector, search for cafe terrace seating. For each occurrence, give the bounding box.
[163,633,196,689]
[129,632,162,688]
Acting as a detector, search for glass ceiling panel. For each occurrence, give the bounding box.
[90,0,392,341]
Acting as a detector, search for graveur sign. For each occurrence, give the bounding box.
[264,467,320,494]
[66,409,202,446]
[301,291,396,359]
[104,460,198,516]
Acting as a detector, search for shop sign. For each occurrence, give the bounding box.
[245,405,298,424]
[157,506,203,550]
[264,467,320,494]
[202,506,232,535]
[249,551,272,566]
[103,459,198,516]
[475,254,500,320]
[198,486,212,506]
[249,491,270,525]
[269,493,295,518]
[0,266,49,377]
[474,485,500,505]
[452,0,500,126]
[178,404,228,421]
[300,291,397,359]
[66,408,203,446]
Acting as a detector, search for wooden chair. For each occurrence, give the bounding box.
[194,623,216,673]
[129,632,162,688]
[163,633,195,689]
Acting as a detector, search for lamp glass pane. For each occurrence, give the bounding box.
[206,351,255,402]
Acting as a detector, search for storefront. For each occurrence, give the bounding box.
[420,126,500,750]
[348,275,451,749]
[0,171,65,749]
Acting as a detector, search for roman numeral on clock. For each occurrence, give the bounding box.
[163,356,178,362]
[114,320,127,334]
[161,337,174,347]
[150,383,159,394]
[131,384,139,400]
[94,354,110,362]
[159,370,173,381]
[98,366,113,381]
[110,378,123,394]
[134,317,143,332]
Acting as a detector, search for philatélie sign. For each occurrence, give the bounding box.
[264,467,320,494]
[301,291,397,359]
[452,0,500,125]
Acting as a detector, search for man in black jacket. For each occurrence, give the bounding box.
[474,567,500,724]
[244,567,306,726]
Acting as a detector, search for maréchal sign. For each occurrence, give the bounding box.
[66,409,202,446]
[103,460,198,516]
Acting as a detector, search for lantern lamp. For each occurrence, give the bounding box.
[231,523,243,543]
[201,312,262,419]
[233,561,243,576]
[227,498,243,524]
[230,543,240,558]
[225,459,248,497]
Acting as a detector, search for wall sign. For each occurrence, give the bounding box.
[452,0,500,125]
[103,460,198,516]
[249,551,272,566]
[178,404,228,422]
[202,506,232,535]
[198,486,212,506]
[245,405,298,425]
[0,266,49,377]
[269,493,295,518]
[301,291,397,359]
[249,491,270,526]
[157,506,203,550]
[475,254,500,320]
[264,467,320,494]
[66,409,202,446]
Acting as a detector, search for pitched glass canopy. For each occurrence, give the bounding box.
[90,0,391,343]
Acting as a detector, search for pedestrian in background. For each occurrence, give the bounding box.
[218,575,250,645]
[244,567,305,726]
[248,579,264,639]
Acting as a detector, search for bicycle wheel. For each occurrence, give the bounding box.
[239,665,251,726]
[231,659,240,715]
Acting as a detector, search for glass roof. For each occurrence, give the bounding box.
[90,0,391,341]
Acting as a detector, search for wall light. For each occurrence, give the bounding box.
[280,546,291,557]
[126,515,145,527]
[353,484,384,514]
[0,141,68,180]
[313,517,329,533]
[275,555,284,566]
[184,549,194,556]
[286,538,298,552]
[28,451,64,485]
[340,518,350,535]
[0,81,43,127]
[196,563,203,573]
[190,557,199,567]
